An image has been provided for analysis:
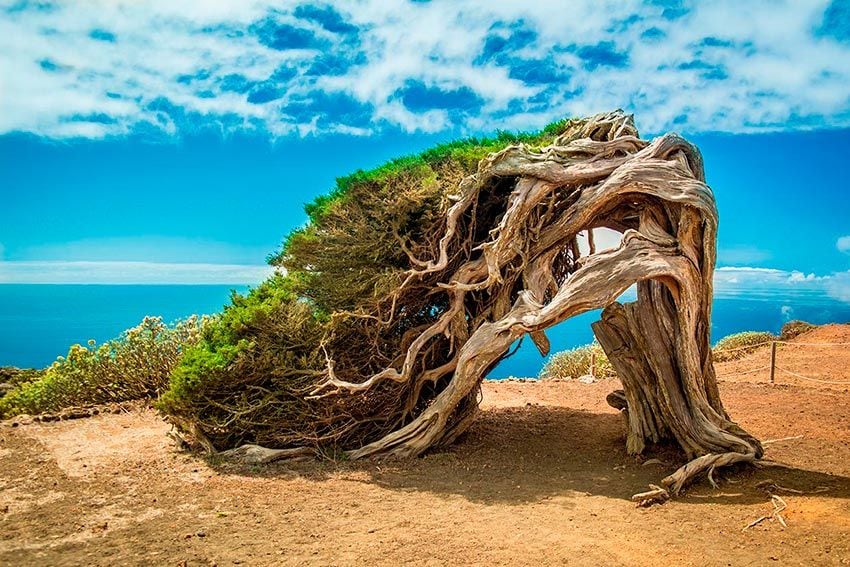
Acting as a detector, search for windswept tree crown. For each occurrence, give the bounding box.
[160,111,761,496]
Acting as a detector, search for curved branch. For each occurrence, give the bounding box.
[173,110,762,501]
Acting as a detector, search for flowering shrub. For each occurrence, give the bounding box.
[780,320,816,340]
[0,316,204,418]
[540,328,793,380]
[711,331,776,363]
[539,342,616,380]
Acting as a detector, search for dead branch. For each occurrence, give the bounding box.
[163,111,761,498]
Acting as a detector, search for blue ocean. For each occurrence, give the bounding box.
[0,285,249,369]
[1,284,849,378]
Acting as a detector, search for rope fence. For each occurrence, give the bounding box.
[725,365,772,376]
[714,340,850,386]
[775,340,850,347]
[774,366,850,386]
[714,342,774,354]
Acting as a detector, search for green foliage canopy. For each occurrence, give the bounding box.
[159,120,576,450]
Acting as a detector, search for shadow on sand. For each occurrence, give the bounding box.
[210,404,850,506]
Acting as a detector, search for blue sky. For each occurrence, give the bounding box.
[0,0,849,304]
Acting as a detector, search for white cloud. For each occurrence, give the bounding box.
[714,266,850,304]
[16,236,271,264]
[1,0,849,138]
[825,271,850,303]
[788,271,819,282]
[0,261,275,284]
[837,235,850,253]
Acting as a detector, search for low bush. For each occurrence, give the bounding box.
[0,367,44,391]
[542,327,788,379]
[780,320,816,340]
[0,316,204,418]
[539,342,615,380]
[157,276,329,450]
[158,119,580,451]
[712,331,776,363]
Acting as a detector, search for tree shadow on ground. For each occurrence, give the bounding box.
[213,404,850,506]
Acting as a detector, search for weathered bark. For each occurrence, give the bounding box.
[229,110,761,494]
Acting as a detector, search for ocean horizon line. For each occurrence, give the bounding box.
[0,282,260,287]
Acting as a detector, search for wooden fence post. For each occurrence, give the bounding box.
[590,352,596,378]
[769,341,777,385]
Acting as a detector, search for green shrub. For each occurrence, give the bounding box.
[0,316,204,418]
[712,331,776,363]
[0,367,44,391]
[157,276,330,449]
[541,328,784,379]
[780,320,816,340]
[160,119,581,450]
[539,342,615,380]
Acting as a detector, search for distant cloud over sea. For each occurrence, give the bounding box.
[0,261,275,284]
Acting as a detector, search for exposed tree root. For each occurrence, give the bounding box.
[164,110,761,500]
[632,484,670,507]
[663,451,758,494]
[219,444,315,465]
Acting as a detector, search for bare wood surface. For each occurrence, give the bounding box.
[211,111,762,496]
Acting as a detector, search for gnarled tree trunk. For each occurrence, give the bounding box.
[220,111,763,496]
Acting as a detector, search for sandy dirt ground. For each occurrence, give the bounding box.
[2,326,850,566]
[715,324,850,391]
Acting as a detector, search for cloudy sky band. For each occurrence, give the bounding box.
[2,0,849,139]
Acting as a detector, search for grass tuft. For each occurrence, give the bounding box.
[712,331,777,363]
[539,342,615,380]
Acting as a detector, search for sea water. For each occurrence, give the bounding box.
[0,284,248,369]
[1,284,849,377]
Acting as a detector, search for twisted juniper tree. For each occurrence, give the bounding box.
[161,110,761,496]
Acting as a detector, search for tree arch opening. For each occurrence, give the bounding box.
[162,110,762,498]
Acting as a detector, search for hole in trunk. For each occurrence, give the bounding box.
[577,227,624,257]
[487,286,635,380]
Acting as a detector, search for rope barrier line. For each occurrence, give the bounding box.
[773,340,850,347]
[713,339,850,385]
[713,341,772,354]
[715,340,850,354]
[715,365,771,378]
[775,366,850,386]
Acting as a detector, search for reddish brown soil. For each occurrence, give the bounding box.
[716,324,850,391]
[2,326,850,566]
